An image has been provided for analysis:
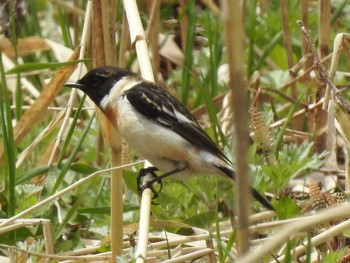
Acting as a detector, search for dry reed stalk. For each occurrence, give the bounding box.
[0,243,111,261]
[279,53,333,91]
[239,203,350,263]
[146,247,214,258]
[123,0,154,81]
[42,220,55,256]
[91,0,123,260]
[145,0,160,81]
[325,34,349,106]
[0,222,37,235]
[161,248,214,263]
[269,98,324,129]
[335,105,350,191]
[123,0,154,261]
[118,15,130,68]
[143,231,233,251]
[277,218,350,261]
[300,0,313,72]
[135,175,153,261]
[102,0,123,261]
[319,0,331,58]
[222,0,250,256]
[325,33,350,191]
[312,0,331,153]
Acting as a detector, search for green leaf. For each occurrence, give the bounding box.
[285,239,292,263]
[262,143,325,189]
[320,248,347,263]
[181,0,196,105]
[69,163,98,175]
[16,165,52,185]
[274,197,300,219]
[305,234,312,263]
[0,228,33,245]
[0,46,16,217]
[184,210,216,228]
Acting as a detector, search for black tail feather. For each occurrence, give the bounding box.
[251,187,275,211]
[217,166,275,211]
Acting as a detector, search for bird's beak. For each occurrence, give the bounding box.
[64,82,84,89]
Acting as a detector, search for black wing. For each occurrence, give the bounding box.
[124,81,231,165]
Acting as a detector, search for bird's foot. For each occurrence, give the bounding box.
[137,167,163,200]
[137,164,188,203]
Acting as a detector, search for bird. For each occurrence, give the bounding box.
[65,66,274,210]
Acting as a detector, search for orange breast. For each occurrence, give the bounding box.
[103,105,119,129]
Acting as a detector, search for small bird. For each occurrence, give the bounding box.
[66,66,274,210]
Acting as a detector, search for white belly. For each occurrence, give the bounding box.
[114,96,230,180]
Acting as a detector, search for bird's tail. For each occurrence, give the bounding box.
[250,187,274,211]
[218,166,274,211]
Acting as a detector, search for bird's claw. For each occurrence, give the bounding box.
[137,167,163,201]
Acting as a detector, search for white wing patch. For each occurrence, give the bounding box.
[173,108,193,123]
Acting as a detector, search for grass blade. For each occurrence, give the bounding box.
[0,48,16,217]
[181,0,196,105]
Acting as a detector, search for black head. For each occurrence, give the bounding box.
[65,66,138,107]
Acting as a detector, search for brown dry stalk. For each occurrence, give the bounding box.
[145,0,161,82]
[318,0,331,58]
[222,0,250,255]
[300,0,313,71]
[91,0,123,261]
[118,16,130,67]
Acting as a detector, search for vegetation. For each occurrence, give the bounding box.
[1,0,350,262]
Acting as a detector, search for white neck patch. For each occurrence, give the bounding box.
[99,76,142,108]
